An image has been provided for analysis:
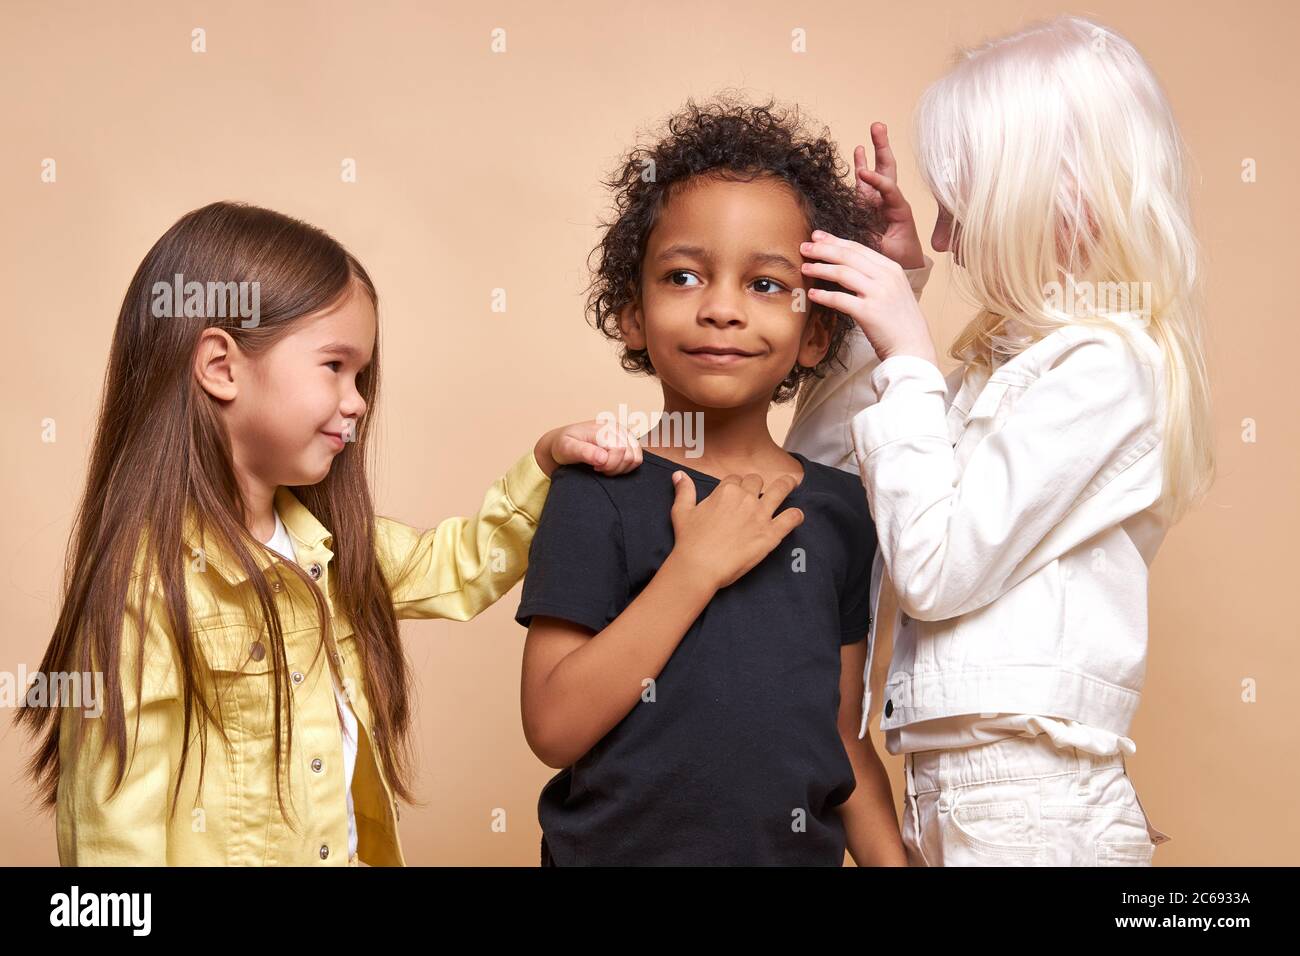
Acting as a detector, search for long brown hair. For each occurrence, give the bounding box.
[18,201,417,825]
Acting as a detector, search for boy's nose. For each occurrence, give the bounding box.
[699,311,746,328]
[698,293,747,327]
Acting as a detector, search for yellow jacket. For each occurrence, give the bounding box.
[56,450,551,866]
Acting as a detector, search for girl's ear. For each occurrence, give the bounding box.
[796,312,833,369]
[616,298,647,350]
[194,328,239,401]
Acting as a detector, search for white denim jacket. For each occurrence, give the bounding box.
[785,258,1169,743]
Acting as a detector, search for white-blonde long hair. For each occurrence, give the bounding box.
[914,14,1214,523]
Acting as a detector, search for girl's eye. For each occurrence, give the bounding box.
[325,361,342,372]
[752,278,787,295]
[668,270,700,288]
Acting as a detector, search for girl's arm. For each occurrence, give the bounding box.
[853,327,1165,622]
[785,122,934,472]
[376,449,551,622]
[378,421,643,622]
[56,592,179,865]
[783,258,933,471]
[799,221,1167,622]
[834,638,908,866]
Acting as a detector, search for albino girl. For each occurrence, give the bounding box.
[789,15,1213,865]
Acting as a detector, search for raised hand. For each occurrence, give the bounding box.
[854,122,925,270]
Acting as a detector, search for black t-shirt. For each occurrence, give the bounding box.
[515,449,876,865]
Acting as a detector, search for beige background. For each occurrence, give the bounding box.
[2,0,1295,865]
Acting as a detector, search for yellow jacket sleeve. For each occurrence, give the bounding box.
[56,591,182,866]
[376,449,551,621]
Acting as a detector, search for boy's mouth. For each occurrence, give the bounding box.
[681,345,762,367]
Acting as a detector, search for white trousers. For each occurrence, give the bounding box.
[901,733,1172,866]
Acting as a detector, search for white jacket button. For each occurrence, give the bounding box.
[884,699,894,718]
[308,562,323,579]
[319,844,330,860]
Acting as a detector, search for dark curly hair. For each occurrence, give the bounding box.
[585,92,886,404]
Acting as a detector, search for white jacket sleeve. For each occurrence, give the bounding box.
[784,254,935,471]
[849,323,1165,622]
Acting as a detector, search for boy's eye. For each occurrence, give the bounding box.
[667,271,787,294]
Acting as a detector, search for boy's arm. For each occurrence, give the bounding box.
[521,550,717,768]
[835,638,908,866]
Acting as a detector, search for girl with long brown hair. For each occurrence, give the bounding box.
[17,200,642,865]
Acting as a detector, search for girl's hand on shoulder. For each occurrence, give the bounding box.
[854,122,925,271]
[800,230,939,367]
[534,419,644,477]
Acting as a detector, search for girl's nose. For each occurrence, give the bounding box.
[341,392,366,420]
[931,219,952,253]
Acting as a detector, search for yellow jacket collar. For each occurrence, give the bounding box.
[182,486,334,585]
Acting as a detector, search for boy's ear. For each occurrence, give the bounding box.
[194,328,239,402]
[796,311,833,369]
[616,297,647,351]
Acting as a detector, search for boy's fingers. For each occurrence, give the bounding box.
[670,470,697,512]
[773,507,805,539]
[757,473,800,514]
